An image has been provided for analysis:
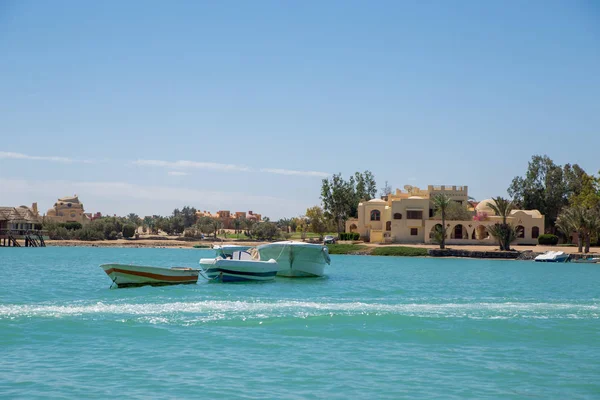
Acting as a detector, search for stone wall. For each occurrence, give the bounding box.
[428,249,520,259]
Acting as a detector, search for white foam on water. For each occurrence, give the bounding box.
[0,300,598,322]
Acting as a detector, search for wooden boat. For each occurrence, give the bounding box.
[199,250,279,282]
[100,264,200,288]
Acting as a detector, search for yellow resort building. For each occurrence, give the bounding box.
[44,195,92,225]
[346,185,544,245]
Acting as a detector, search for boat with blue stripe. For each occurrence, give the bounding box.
[199,249,279,282]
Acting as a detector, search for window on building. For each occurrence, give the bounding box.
[532,226,539,239]
[410,228,418,236]
[370,210,381,221]
[516,225,525,238]
[406,210,423,219]
[386,221,391,231]
[429,209,434,218]
[393,213,402,220]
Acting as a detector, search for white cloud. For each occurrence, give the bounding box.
[0,151,95,164]
[134,158,330,178]
[133,159,250,172]
[259,168,330,177]
[0,151,73,163]
[168,171,189,176]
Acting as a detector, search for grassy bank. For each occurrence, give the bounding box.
[370,246,429,257]
[326,244,368,254]
[326,244,428,256]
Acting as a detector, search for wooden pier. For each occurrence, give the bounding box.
[0,229,46,247]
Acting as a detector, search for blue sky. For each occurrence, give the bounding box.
[1,0,599,219]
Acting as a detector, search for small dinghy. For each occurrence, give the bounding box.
[100,264,200,288]
[199,250,279,282]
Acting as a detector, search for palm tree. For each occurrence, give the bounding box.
[432,194,452,249]
[486,197,515,224]
[486,197,518,251]
[584,210,599,253]
[556,206,586,253]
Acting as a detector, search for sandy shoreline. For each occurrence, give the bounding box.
[43,239,598,255]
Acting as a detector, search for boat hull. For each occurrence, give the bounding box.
[100,264,199,288]
[534,251,569,263]
[257,241,330,277]
[199,258,279,282]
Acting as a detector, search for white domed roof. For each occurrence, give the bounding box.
[368,198,386,203]
[476,199,497,215]
[408,196,424,199]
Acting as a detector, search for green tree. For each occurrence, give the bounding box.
[569,174,600,209]
[251,222,280,240]
[485,197,518,251]
[556,206,587,252]
[233,218,242,234]
[508,155,568,231]
[122,224,136,239]
[305,206,327,240]
[126,213,141,227]
[431,194,452,249]
[321,173,355,234]
[432,201,473,221]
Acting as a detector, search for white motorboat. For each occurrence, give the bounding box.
[534,251,569,263]
[199,250,279,282]
[100,264,200,288]
[212,244,252,258]
[256,241,330,277]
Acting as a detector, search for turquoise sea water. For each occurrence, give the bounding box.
[1,248,599,399]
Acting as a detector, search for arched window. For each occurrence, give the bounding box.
[393,213,402,220]
[532,226,539,239]
[516,225,525,238]
[386,221,391,231]
[370,210,381,221]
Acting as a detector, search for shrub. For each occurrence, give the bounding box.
[107,231,119,240]
[48,226,71,240]
[339,232,360,241]
[538,234,559,245]
[73,226,105,241]
[122,224,136,239]
[61,222,83,231]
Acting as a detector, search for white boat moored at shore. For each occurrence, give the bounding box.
[100,263,200,288]
[256,241,330,277]
[534,251,569,263]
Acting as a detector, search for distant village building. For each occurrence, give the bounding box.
[346,185,544,245]
[195,210,262,229]
[0,203,46,246]
[0,203,42,233]
[44,195,92,225]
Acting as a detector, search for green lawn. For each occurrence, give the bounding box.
[326,244,368,254]
[370,246,428,257]
[327,244,428,256]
